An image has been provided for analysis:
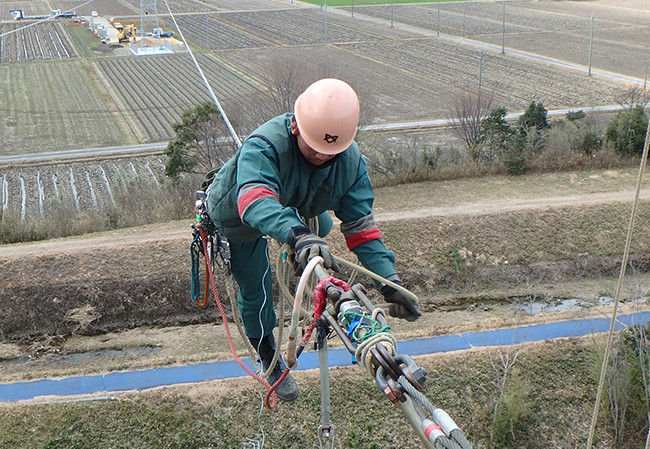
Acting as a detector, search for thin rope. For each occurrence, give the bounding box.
[161,0,241,147]
[0,0,96,38]
[586,117,650,448]
[197,226,280,409]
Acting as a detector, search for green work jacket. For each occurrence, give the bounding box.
[207,113,396,279]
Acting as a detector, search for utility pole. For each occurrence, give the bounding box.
[462,2,466,36]
[478,48,484,96]
[437,0,440,37]
[501,0,506,54]
[643,61,648,106]
[140,0,161,48]
[324,0,328,44]
[205,9,209,49]
[588,15,594,76]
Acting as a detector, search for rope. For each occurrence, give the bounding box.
[299,277,350,347]
[197,225,283,409]
[342,310,391,343]
[333,255,419,306]
[586,117,650,448]
[356,334,398,376]
[190,231,203,304]
[189,229,211,306]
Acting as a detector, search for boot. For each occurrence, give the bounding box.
[249,334,299,402]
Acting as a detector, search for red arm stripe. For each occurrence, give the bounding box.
[346,228,382,250]
[238,188,279,218]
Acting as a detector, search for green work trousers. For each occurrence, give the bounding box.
[230,212,333,339]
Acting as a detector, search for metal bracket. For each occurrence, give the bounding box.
[317,424,335,449]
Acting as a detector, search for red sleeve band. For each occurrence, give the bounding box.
[238,187,279,218]
[345,228,382,250]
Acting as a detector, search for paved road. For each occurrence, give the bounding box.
[0,104,630,166]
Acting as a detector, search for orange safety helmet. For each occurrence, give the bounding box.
[294,78,360,155]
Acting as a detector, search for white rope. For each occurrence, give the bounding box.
[161,0,241,147]
[586,117,650,448]
[333,254,419,306]
[355,334,398,377]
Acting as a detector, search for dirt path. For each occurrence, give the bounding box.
[378,188,650,222]
[1,188,648,260]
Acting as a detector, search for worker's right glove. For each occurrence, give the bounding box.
[287,226,340,275]
[381,281,422,322]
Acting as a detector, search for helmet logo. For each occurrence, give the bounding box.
[324,134,338,144]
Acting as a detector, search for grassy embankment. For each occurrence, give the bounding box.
[0,338,614,449]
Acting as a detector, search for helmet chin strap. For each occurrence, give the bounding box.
[292,133,341,169]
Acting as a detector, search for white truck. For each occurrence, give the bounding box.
[150,28,174,38]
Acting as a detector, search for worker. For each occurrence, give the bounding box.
[206,78,421,402]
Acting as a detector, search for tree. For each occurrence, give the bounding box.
[614,85,647,111]
[517,101,549,132]
[478,107,526,174]
[448,88,494,151]
[606,105,648,157]
[164,102,239,179]
[517,101,549,153]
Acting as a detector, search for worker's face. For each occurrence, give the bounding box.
[291,116,336,166]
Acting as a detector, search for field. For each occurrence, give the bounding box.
[352,1,650,79]
[0,157,164,221]
[1,0,646,238]
[0,21,76,62]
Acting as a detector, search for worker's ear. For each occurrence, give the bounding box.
[290,115,300,136]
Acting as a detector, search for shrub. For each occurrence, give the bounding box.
[164,102,239,179]
[605,106,648,157]
[0,176,197,244]
[477,107,527,174]
[588,325,650,447]
[490,366,533,448]
[361,134,440,186]
[518,101,550,153]
[566,110,587,122]
[518,101,550,132]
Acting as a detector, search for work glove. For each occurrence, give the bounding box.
[381,280,422,322]
[287,226,340,275]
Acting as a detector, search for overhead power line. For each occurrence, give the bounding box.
[0,0,96,38]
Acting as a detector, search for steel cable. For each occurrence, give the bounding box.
[0,0,96,38]
[161,0,241,147]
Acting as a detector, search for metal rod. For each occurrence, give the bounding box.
[352,284,389,328]
[437,0,440,37]
[322,310,357,354]
[317,337,335,447]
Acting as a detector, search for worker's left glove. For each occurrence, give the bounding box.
[287,226,340,275]
[381,280,421,322]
